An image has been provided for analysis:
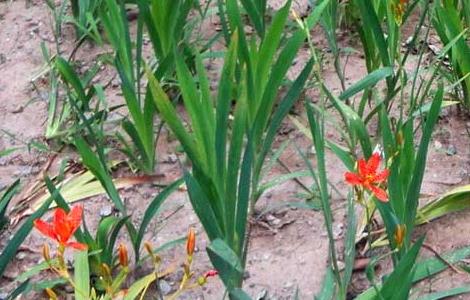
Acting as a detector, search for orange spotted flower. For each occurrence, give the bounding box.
[34,205,87,250]
[345,152,390,202]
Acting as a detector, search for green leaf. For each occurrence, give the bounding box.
[404,85,443,242]
[123,273,156,300]
[230,288,252,300]
[417,286,470,300]
[0,179,20,228]
[357,238,424,300]
[417,185,470,225]
[357,242,470,299]
[74,250,90,300]
[0,147,20,158]
[184,172,223,241]
[6,279,31,299]
[207,238,244,290]
[339,67,393,101]
[0,195,54,276]
[134,178,183,261]
[16,259,59,283]
[315,267,335,300]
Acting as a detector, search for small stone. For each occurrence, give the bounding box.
[16,252,27,260]
[255,289,268,300]
[243,271,251,279]
[434,140,442,150]
[283,281,294,289]
[167,153,178,163]
[446,145,457,156]
[333,223,344,240]
[159,279,172,295]
[99,206,113,217]
[266,214,276,222]
[337,260,345,271]
[111,78,121,88]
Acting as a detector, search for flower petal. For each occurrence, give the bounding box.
[54,207,72,243]
[67,205,83,236]
[66,241,88,251]
[366,153,381,174]
[357,158,368,176]
[373,169,389,183]
[345,172,363,185]
[369,185,388,202]
[34,219,57,241]
[53,207,67,226]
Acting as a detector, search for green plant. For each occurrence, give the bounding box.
[48,56,109,142]
[432,0,470,108]
[0,180,20,231]
[98,0,198,173]
[27,205,217,299]
[69,0,103,41]
[147,0,333,294]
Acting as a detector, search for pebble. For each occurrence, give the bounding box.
[243,270,251,279]
[16,252,27,260]
[159,279,173,295]
[0,293,8,300]
[167,153,178,163]
[99,205,113,217]
[337,260,345,270]
[434,140,442,150]
[262,253,271,261]
[333,223,344,240]
[283,281,294,289]
[446,145,457,156]
[255,289,268,300]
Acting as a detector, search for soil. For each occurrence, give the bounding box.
[0,0,469,299]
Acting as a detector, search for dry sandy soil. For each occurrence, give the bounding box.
[0,0,469,299]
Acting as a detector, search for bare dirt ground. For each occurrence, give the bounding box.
[0,0,469,299]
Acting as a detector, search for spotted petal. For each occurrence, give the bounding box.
[345,172,363,185]
[357,158,368,177]
[374,169,389,183]
[370,185,388,202]
[66,241,88,250]
[34,219,57,241]
[366,153,381,174]
[67,205,83,236]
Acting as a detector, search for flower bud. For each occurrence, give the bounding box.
[396,130,403,146]
[197,276,207,286]
[186,227,196,257]
[118,243,128,267]
[394,224,406,249]
[42,244,51,262]
[45,288,58,300]
[144,241,154,257]
[101,263,112,278]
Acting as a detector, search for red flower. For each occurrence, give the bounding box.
[204,270,218,279]
[34,205,87,250]
[345,153,389,202]
[186,227,196,257]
